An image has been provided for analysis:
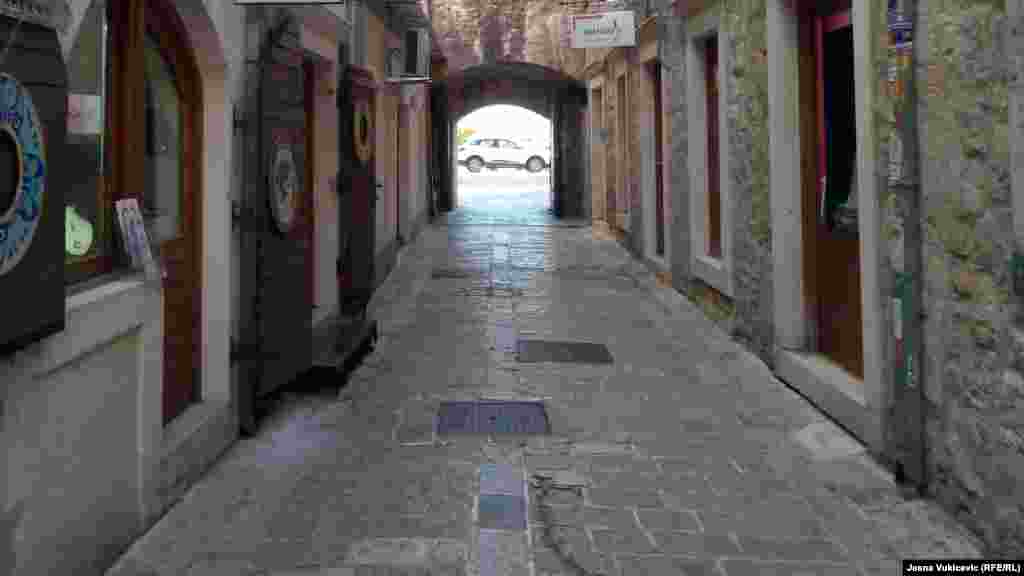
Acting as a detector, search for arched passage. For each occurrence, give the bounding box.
[431,62,589,220]
[455,105,553,222]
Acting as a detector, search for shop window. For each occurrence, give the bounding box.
[63,0,197,288]
[142,33,183,244]
[64,0,111,285]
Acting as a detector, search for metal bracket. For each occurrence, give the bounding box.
[233,106,246,133]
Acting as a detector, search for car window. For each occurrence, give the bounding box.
[488,140,500,148]
[502,140,520,149]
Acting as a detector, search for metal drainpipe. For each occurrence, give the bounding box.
[890,0,927,489]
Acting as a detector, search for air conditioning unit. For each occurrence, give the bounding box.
[403,28,430,77]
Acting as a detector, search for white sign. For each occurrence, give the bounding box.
[570,11,636,49]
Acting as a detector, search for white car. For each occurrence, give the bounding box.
[457,137,550,173]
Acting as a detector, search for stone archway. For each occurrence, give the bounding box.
[433,62,589,219]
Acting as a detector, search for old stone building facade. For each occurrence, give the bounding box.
[598,0,1023,555]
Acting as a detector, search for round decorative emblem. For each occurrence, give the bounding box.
[270,145,299,233]
[353,100,372,166]
[0,74,46,277]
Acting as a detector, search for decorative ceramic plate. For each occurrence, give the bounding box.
[353,99,372,166]
[0,73,46,276]
[270,144,298,233]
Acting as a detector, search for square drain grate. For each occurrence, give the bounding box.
[515,339,614,365]
[437,401,550,435]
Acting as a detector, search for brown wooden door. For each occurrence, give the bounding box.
[305,61,316,307]
[651,61,665,256]
[605,90,616,224]
[591,88,605,222]
[255,27,312,398]
[617,74,628,230]
[138,0,202,425]
[813,5,862,378]
[705,38,722,260]
[338,66,377,314]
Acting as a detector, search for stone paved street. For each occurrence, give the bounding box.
[106,184,983,576]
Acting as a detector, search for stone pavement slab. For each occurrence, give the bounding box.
[106,208,982,576]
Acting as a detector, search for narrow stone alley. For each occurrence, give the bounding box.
[106,182,982,576]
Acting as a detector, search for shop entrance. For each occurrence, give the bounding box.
[807,1,863,379]
[239,15,315,432]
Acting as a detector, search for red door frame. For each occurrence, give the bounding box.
[705,36,721,260]
[651,61,665,256]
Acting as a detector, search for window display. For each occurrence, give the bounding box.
[64,0,108,282]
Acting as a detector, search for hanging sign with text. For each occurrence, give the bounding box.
[570,11,636,49]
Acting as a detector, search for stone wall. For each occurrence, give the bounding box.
[908,0,1023,555]
[666,0,773,363]
[722,0,771,361]
[431,0,646,77]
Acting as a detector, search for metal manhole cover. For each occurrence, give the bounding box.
[515,340,614,365]
[437,401,550,435]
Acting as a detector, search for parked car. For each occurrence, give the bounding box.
[457,137,550,173]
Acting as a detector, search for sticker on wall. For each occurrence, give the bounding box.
[64,205,93,257]
[353,99,373,166]
[115,198,163,281]
[0,73,47,277]
[271,145,299,233]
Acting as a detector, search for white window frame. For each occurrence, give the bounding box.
[686,8,733,297]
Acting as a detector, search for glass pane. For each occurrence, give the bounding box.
[143,34,182,244]
[64,0,107,264]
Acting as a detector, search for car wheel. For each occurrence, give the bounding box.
[467,157,484,173]
[526,156,545,173]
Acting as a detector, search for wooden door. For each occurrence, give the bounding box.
[813,5,862,378]
[140,0,202,425]
[605,89,616,224]
[255,25,312,398]
[591,88,606,222]
[705,37,722,260]
[617,74,628,230]
[651,61,665,256]
[338,66,377,315]
[304,61,316,307]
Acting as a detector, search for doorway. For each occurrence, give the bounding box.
[649,60,665,257]
[453,105,553,225]
[806,2,863,379]
[616,74,628,232]
[591,86,605,224]
[106,0,204,425]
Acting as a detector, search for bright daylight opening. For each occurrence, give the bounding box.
[454,105,553,224]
